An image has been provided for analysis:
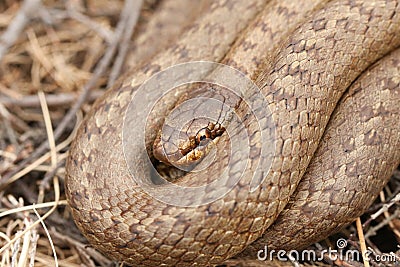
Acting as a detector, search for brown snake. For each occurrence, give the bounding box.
[65,0,400,266]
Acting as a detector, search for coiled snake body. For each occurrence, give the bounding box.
[66,0,400,266]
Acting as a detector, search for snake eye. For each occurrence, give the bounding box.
[195,128,211,145]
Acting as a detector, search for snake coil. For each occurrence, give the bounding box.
[66,0,400,266]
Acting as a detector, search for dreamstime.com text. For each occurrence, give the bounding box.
[257,239,397,263]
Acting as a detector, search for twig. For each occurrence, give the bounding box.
[0,171,61,255]
[377,191,400,239]
[49,229,112,267]
[369,192,400,221]
[0,0,43,62]
[356,217,370,267]
[107,0,143,86]
[33,207,58,267]
[0,103,18,147]
[1,0,141,188]
[38,91,57,169]
[39,159,65,191]
[0,117,77,192]
[0,90,104,108]
[28,229,39,267]
[17,218,32,267]
[0,200,68,218]
[65,3,114,43]
[11,230,21,267]
[365,209,400,238]
[36,90,57,206]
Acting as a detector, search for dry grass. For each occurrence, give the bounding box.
[0,1,399,266]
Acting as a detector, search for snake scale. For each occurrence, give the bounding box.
[65,0,400,266]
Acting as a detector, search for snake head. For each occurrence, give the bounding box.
[153,121,226,171]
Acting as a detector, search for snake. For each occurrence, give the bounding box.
[65,0,400,266]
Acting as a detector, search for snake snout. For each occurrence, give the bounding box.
[153,118,226,174]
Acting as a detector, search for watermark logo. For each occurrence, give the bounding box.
[336,238,347,249]
[257,239,397,263]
